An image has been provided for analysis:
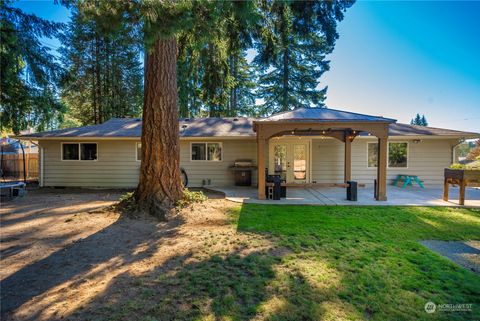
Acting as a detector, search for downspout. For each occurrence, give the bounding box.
[40,146,44,187]
[451,138,465,164]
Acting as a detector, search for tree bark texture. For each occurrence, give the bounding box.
[135,37,183,220]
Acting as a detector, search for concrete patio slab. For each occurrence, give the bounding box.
[209,185,480,207]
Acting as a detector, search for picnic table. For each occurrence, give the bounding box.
[392,174,424,188]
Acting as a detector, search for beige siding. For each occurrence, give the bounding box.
[311,138,456,186]
[352,138,456,186]
[40,140,140,188]
[180,140,257,187]
[311,138,344,183]
[40,139,257,188]
[40,137,455,188]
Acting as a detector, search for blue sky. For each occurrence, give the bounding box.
[15,1,480,132]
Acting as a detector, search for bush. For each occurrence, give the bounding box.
[116,191,136,212]
[177,188,208,208]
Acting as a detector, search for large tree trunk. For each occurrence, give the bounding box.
[135,37,183,220]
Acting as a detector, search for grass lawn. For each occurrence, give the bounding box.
[97,204,480,321]
[235,205,480,321]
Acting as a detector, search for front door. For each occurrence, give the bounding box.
[270,139,310,184]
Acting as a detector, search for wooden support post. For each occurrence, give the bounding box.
[459,181,466,206]
[376,137,388,201]
[257,135,266,200]
[344,137,352,183]
[443,178,449,201]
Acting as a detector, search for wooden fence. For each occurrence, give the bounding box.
[0,154,39,181]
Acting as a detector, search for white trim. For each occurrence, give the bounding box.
[366,142,378,169]
[135,142,141,162]
[268,137,312,183]
[60,142,98,161]
[40,147,44,187]
[189,142,223,162]
[366,141,409,169]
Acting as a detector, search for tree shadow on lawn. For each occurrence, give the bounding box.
[237,205,480,321]
[0,214,182,321]
[66,246,354,321]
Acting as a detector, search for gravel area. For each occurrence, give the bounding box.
[420,240,480,274]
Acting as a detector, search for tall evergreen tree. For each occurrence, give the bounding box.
[411,113,428,126]
[254,1,352,115]
[60,6,143,125]
[420,114,428,126]
[80,0,351,218]
[0,1,64,134]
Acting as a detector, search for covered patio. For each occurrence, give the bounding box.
[253,108,396,201]
[210,185,480,207]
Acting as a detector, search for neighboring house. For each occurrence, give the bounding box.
[17,107,479,200]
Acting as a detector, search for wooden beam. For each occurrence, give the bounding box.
[344,136,352,183]
[376,136,388,201]
[443,178,449,201]
[257,134,266,200]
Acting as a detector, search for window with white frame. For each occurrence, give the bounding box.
[367,142,408,168]
[191,142,222,161]
[367,142,378,168]
[388,142,408,168]
[136,142,142,161]
[62,143,97,160]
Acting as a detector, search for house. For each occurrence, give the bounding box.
[17,107,479,200]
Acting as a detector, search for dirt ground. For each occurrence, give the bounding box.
[0,188,276,321]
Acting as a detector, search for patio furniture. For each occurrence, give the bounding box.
[265,170,286,199]
[346,181,358,201]
[443,168,480,205]
[0,181,26,198]
[393,174,424,188]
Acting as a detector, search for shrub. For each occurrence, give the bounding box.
[117,191,136,212]
[177,188,208,208]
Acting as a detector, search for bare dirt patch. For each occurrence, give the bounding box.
[1,188,280,321]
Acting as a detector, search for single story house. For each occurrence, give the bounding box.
[17,107,479,201]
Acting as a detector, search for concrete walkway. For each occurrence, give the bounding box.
[209,185,480,207]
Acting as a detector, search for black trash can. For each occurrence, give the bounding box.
[346,181,358,201]
[272,175,282,200]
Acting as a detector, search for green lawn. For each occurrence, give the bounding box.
[236,205,480,321]
[99,205,480,321]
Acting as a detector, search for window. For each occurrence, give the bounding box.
[191,142,222,161]
[136,142,142,161]
[388,142,408,168]
[62,143,79,160]
[367,143,378,168]
[62,143,97,161]
[367,142,408,168]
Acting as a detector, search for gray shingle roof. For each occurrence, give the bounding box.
[19,117,256,138]
[387,123,478,137]
[17,113,478,139]
[257,107,397,123]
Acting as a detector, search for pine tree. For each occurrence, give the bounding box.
[411,113,428,126]
[420,114,428,126]
[254,1,352,115]
[80,0,351,218]
[60,7,143,125]
[0,1,65,134]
